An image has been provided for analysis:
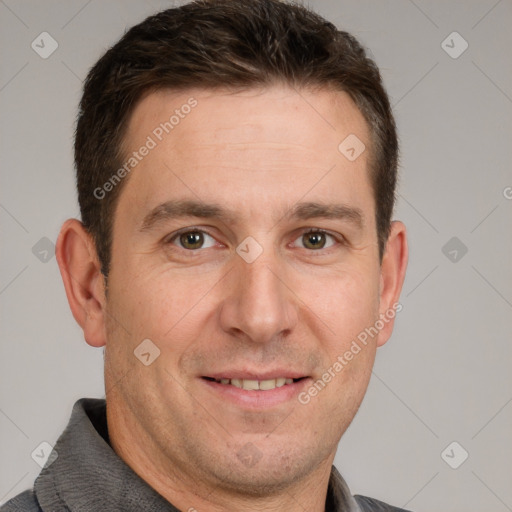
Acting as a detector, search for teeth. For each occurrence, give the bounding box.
[259,379,276,390]
[242,379,259,390]
[215,377,297,390]
[276,377,286,388]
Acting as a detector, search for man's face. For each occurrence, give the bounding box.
[104,86,386,494]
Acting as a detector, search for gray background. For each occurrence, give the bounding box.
[1,1,511,510]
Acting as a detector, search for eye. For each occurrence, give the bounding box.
[293,229,337,250]
[168,230,217,250]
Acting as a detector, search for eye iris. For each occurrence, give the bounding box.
[180,231,204,249]
[303,232,326,249]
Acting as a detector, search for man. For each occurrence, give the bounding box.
[2,0,408,510]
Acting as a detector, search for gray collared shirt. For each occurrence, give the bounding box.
[1,398,410,511]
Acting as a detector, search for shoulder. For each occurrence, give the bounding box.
[354,494,413,512]
[0,490,42,512]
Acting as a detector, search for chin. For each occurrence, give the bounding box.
[199,438,332,497]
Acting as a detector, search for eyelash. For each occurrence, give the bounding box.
[165,227,343,252]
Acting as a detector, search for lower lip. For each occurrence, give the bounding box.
[201,378,311,409]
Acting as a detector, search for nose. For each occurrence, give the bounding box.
[218,249,299,345]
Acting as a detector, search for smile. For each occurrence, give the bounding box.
[203,377,303,390]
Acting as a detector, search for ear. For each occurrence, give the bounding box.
[376,221,408,347]
[56,219,107,347]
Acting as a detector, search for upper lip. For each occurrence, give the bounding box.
[203,370,309,380]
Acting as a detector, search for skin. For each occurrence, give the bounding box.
[57,85,408,512]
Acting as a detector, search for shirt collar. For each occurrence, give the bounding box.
[35,398,360,512]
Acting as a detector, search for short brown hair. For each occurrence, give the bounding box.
[75,0,398,276]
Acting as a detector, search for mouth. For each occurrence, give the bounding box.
[200,374,310,409]
[202,376,306,391]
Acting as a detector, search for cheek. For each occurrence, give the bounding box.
[300,265,381,346]
[112,269,216,351]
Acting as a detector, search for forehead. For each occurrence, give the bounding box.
[125,86,368,155]
[117,85,373,226]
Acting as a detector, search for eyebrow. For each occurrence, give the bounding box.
[139,199,364,232]
[140,200,237,231]
[286,202,364,228]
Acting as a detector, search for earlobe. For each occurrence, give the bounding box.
[376,221,408,347]
[56,219,107,348]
